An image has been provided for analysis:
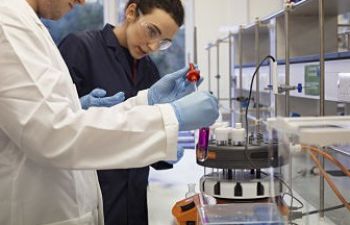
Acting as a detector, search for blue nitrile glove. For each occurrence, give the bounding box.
[170,91,219,131]
[166,145,184,164]
[148,65,203,105]
[80,88,125,110]
[178,131,195,149]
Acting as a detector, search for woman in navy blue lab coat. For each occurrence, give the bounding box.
[58,1,185,225]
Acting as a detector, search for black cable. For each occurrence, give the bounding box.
[261,171,294,204]
[264,171,349,221]
[261,170,300,223]
[282,192,304,210]
[242,56,308,224]
[244,55,276,168]
[302,202,349,216]
[269,173,346,222]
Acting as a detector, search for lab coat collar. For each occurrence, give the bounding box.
[102,24,136,85]
[103,24,121,49]
[22,0,47,28]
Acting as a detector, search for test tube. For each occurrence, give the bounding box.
[196,127,209,162]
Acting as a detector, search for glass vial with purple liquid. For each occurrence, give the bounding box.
[196,127,209,162]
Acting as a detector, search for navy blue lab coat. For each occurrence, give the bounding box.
[59,24,172,225]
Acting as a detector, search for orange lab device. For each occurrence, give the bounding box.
[172,194,201,225]
[186,63,200,83]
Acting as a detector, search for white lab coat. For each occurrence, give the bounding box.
[0,0,178,224]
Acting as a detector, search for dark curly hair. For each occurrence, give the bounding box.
[125,0,184,27]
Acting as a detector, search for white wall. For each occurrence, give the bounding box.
[194,0,247,93]
[247,0,284,23]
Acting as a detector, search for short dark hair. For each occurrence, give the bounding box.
[125,0,184,27]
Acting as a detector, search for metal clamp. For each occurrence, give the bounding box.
[277,84,296,94]
[284,1,295,11]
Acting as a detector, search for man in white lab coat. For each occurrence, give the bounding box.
[0,0,219,225]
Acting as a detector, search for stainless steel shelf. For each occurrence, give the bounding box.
[290,0,350,17]
[236,0,350,34]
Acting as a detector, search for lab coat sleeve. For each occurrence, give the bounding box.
[148,61,175,170]
[0,8,178,169]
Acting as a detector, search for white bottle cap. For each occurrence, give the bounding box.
[230,126,246,145]
[215,127,230,143]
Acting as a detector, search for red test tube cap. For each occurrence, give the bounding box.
[186,63,200,82]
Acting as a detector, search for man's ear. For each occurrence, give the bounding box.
[125,3,138,23]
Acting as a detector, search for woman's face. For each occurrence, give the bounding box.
[125,8,179,59]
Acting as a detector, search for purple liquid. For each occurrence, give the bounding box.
[196,127,209,162]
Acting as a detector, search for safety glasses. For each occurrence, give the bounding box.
[138,10,172,50]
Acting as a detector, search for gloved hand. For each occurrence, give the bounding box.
[178,131,195,149]
[171,91,219,131]
[80,88,125,110]
[148,66,203,105]
[166,145,184,164]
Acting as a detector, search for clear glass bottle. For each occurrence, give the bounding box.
[185,183,197,198]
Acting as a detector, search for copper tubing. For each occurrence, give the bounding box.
[302,145,350,178]
[305,149,350,212]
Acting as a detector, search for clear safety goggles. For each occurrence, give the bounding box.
[138,10,172,50]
